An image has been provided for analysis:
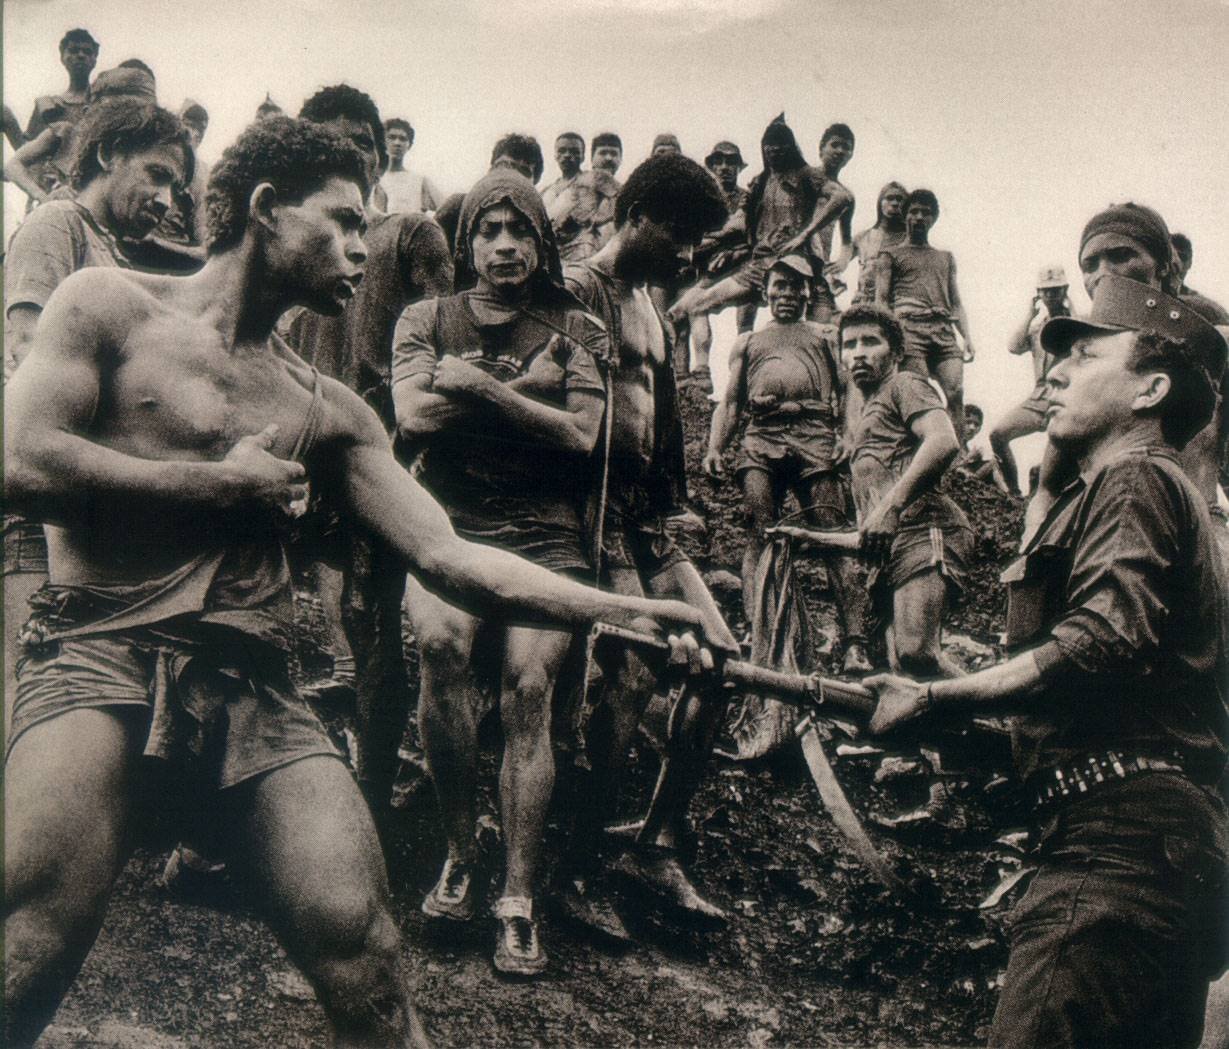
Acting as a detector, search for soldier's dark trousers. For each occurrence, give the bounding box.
[991,774,1228,1049]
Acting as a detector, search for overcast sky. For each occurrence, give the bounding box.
[5,0,1228,466]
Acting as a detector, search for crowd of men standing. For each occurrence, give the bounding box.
[3,24,1228,1049]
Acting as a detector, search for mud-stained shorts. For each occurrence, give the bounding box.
[869,523,973,619]
[736,417,838,490]
[9,626,340,789]
[899,315,962,373]
[3,515,48,576]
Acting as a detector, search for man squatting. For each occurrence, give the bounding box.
[3,115,727,1048]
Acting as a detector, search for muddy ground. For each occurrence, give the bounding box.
[37,383,1029,1049]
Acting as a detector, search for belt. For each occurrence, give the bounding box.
[1028,750,1185,810]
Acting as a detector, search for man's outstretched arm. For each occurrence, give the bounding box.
[5,271,306,526]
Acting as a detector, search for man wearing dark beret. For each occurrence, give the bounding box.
[1026,203,1229,552]
[865,274,1229,1049]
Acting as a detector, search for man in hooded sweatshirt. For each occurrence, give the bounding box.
[667,114,852,332]
[391,168,608,977]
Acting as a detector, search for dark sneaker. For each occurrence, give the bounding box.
[421,857,477,921]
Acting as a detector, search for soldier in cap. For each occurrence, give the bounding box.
[989,264,1073,493]
[706,254,871,673]
[865,274,1229,1049]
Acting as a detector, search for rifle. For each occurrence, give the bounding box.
[765,524,863,552]
[586,622,875,720]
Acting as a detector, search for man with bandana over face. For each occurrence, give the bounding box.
[667,114,852,334]
[392,168,609,976]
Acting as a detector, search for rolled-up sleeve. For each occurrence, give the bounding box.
[391,299,441,388]
[1041,460,1179,679]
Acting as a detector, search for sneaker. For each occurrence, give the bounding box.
[421,857,477,921]
[492,896,548,976]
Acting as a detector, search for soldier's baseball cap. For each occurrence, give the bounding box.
[705,141,746,168]
[1036,265,1067,289]
[1040,274,1225,378]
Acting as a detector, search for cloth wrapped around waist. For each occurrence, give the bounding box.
[13,577,329,784]
[747,397,835,423]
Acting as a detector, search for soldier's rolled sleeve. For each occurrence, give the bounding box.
[1041,460,1179,678]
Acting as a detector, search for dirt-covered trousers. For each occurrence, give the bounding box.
[990,772,1228,1049]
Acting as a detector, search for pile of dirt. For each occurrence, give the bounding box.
[39,380,1030,1049]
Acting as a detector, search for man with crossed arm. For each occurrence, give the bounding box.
[3,116,720,1049]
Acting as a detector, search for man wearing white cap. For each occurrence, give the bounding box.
[989,265,1072,493]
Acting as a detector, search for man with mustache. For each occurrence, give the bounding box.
[838,304,971,679]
